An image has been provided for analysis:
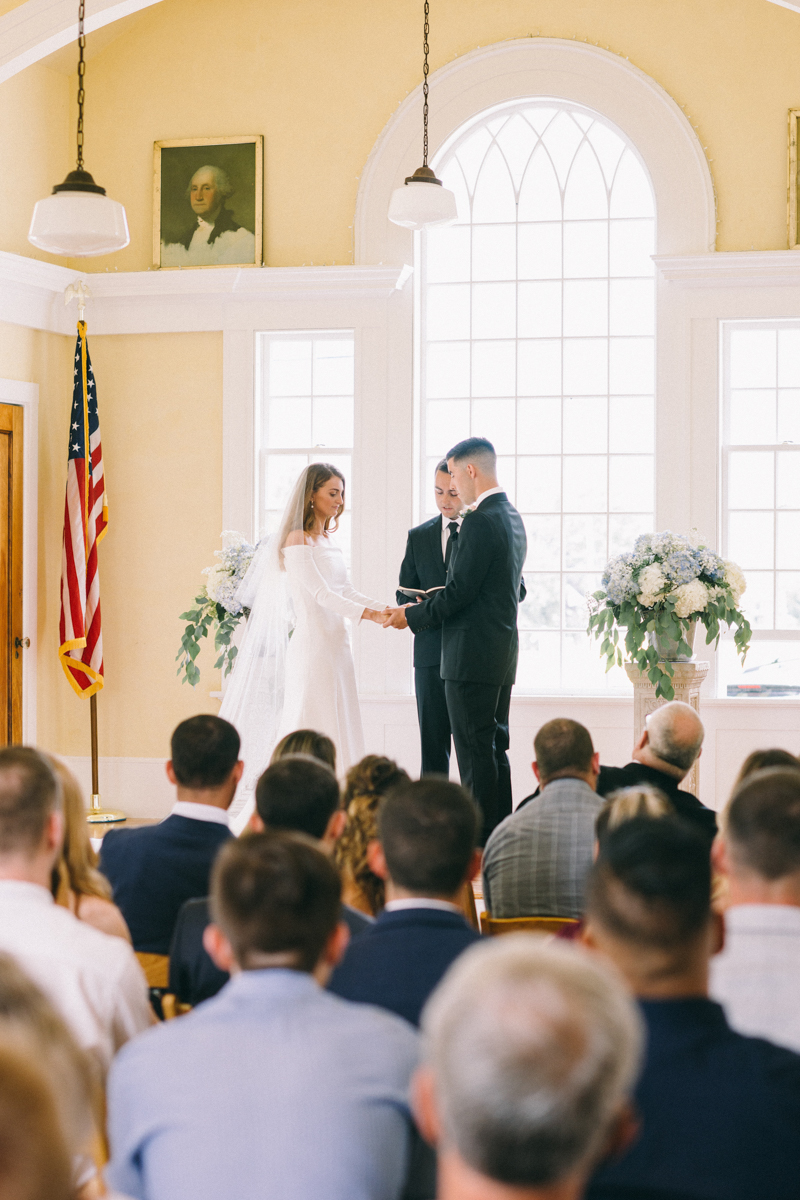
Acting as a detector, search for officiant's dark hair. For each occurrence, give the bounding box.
[170,715,240,788]
[446,436,496,469]
[255,756,340,840]
[379,779,478,896]
[211,832,341,972]
[302,462,344,535]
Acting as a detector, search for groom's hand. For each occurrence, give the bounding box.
[382,606,409,630]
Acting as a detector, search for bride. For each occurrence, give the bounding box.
[220,463,387,829]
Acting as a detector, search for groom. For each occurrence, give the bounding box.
[383,437,527,843]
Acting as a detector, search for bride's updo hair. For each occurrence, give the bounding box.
[302,462,345,535]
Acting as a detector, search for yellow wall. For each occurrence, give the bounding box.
[36,332,224,759]
[74,0,800,271]
[0,64,70,262]
[5,0,800,762]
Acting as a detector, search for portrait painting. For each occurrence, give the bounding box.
[154,135,263,269]
[789,111,800,249]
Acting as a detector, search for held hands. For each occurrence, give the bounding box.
[382,606,409,630]
[363,608,393,624]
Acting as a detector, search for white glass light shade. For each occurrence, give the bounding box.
[28,190,129,257]
[388,179,458,230]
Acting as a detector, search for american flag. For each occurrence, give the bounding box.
[59,321,108,696]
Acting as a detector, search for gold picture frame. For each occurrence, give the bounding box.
[153,135,263,269]
[789,111,800,248]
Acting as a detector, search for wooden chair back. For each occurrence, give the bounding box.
[480,914,580,937]
[460,880,479,929]
[161,994,193,1020]
[135,952,169,988]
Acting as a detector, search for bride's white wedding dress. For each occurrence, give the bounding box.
[280,541,383,769]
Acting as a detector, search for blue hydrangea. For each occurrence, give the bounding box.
[662,549,703,586]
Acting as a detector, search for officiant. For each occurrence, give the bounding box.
[397,461,462,776]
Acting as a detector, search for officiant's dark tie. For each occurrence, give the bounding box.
[444,521,459,571]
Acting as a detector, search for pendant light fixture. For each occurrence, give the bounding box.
[28,0,129,257]
[388,0,457,230]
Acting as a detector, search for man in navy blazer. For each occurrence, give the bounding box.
[397,461,462,777]
[584,816,800,1200]
[100,715,241,954]
[328,777,482,1026]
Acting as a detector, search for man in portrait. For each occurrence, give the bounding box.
[160,164,256,267]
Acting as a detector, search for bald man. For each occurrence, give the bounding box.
[596,702,717,840]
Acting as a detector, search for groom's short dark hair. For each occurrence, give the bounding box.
[447,437,496,468]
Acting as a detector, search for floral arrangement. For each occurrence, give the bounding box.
[176,531,257,687]
[587,531,751,699]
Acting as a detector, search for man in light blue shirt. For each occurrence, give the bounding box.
[107,831,433,1200]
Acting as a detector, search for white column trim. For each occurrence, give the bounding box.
[0,379,37,744]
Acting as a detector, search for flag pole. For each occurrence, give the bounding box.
[86,678,124,824]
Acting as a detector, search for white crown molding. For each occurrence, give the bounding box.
[356,38,716,265]
[655,250,800,287]
[0,0,165,84]
[0,251,412,335]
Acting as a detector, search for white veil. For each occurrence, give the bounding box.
[221,468,308,833]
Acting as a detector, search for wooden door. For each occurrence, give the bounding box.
[0,406,23,745]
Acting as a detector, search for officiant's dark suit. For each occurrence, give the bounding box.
[405,493,527,843]
[397,514,452,776]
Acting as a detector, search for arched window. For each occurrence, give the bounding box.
[420,101,655,695]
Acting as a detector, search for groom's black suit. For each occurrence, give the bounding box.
[406,492,527,843]
[397,514,452,776]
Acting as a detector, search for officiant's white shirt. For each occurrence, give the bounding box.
[473,485,504,508]
[440,512,463,559]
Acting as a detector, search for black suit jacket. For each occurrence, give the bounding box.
[99,815,232,954]
[406,493,527,686]
[596,763,718,840]
[397,515,447,667]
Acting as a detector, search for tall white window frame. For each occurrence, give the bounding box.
[419,99,656,695]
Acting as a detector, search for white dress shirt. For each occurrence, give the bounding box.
[472,485,504,509]
[384,897,463,915]
[440,512,463,560]
[710,903,800,1053]
[0,880,152,1076]
[171,800,230,827]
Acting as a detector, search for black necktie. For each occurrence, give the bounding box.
[444,521,459,570]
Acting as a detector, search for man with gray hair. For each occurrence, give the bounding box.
[596,701,716,840]
[413,936,641,1200]
[161,164,256,267]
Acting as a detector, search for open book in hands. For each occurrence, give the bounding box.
[398,586,445,599]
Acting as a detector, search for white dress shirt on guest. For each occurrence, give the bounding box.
[0,880,152,1075]
[170,800,230,826]
[710,904,800,1053]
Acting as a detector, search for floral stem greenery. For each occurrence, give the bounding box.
[587,531,752,701]
[176,532,255,688]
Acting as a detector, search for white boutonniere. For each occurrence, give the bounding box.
[461,505,476,518]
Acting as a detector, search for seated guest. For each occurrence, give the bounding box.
[47,756,130,941]
[0,952,101,1198]
[594,783,674,851]
[334,756,411,917]
[0,747,152,1076]
[169,755,369,1007]
[108,833,434,1200]
[731,747,800,790]
[100,715,240,954]
[710,767,800,1053]
[270,727,337,771]
[328,778,482,1026]
[584,817,800,1200]
[414,937,642,1200]
[482,719,603,919]
[0,1044,73,1200]
[596,702,717,839]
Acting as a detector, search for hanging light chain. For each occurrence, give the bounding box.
[422,0,430,166]
[76,0,86,171]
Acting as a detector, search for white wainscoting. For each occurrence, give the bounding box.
[67,693,800,821]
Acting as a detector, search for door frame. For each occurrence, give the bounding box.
[0,380,37,744]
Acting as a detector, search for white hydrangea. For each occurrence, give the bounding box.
[724,561,747,604]
[637,563,666,607]
[672,578,710,618]
[203,563,227,603]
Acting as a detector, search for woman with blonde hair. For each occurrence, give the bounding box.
[333,755,410,916]
[270,728,336,773]
[595,784,675,851]
[47,758,131,943]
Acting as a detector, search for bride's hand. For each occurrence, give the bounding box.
[363,608,389,624]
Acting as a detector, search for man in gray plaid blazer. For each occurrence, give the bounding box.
[481,719,603,919]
